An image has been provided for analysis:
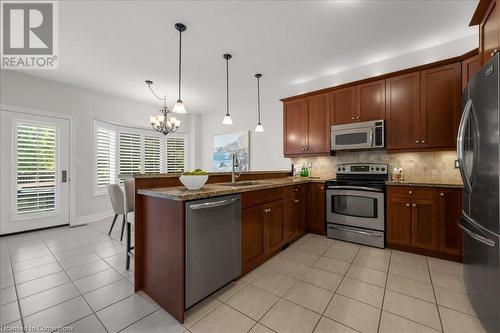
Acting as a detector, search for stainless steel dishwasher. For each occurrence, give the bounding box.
[185,194,241,308]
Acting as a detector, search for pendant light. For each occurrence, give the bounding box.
[222,53,233,125]
[254,73,264,132]
[172,23,187,114]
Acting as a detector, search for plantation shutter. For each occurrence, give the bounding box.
[119,132,141,176]
[16,123,57,215]
[144,136,161,173]
[96,127,116,189]
[166,137,185,172]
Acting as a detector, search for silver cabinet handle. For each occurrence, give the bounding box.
[440,193,444,197]
[415,140,419,144]
[458,221,495,247]
[457,99,473,193]
[264,208,271,213]
[189,198,239,210]
[294,199,300,203]
[421,140,425,143]
[412,203,416,207]
[406,203,410,207]
[408,190,413,194]
[328,225,382,238]
[351,116,355,120]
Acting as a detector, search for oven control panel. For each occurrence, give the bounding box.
[336,163,388,175]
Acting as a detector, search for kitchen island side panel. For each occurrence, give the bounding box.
[135,195,185,323]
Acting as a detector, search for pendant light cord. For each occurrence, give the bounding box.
[257,76,261,123]
[178,29,182,100]
[226,57,229,116]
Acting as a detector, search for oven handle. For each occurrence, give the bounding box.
[328,225,383,238]
[326,185,383,192]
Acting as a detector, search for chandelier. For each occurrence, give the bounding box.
[146,80,181,135]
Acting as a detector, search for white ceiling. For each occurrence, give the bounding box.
[17,0,479,114]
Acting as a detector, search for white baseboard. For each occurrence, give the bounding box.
[71,210,114,226]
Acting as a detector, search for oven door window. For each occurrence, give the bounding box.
[332,194,377,218]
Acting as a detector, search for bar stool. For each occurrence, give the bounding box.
[107,184,126,241]
[123,178,135,270]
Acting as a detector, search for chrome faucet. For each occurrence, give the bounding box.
[232,153,240,183]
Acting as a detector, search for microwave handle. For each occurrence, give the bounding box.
[369,129,373,147]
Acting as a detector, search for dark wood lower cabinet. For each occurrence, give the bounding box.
[308,183,326,235]
[264,200,285,255]
[387,186,463,261]
[241,205,266,273]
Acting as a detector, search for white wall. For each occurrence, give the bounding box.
[0,70,198,222]
[199,35,478,171]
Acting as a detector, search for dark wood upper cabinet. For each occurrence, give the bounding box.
[481,0,499,65]
[307,93,330,154]
[330,87,356,125]
[283,98,308,155]
[420,63,461,148]
[411,198,439,251]
[357,79,386,121]
[439,188,463,256]
[386,73,421,150]
[462,55,481,90]
[308,183,326,235]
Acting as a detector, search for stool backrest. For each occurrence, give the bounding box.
[108,184,125,214]
[124,178,135,214]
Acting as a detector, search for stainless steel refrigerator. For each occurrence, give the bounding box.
[458,52,500,333]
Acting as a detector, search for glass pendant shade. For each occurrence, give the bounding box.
[255,123,264,132]
[172,99,186,114]
[222,114,233,125]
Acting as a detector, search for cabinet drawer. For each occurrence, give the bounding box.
[283,184,307,197]
[242,188,284,209]
[387,186,437,200]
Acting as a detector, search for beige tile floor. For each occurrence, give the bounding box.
[0,219,487,333]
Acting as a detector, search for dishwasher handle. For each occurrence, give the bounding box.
[189,198,239,210]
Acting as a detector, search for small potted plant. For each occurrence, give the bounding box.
[180,169,209,190]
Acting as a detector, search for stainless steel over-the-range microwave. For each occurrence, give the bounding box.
[331,120,384,151]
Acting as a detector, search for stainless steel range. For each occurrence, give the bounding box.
[326,163,388,248]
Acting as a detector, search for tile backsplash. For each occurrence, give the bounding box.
[292,150,462,184]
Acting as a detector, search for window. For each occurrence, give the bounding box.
[95,126,116,192]
[144,136,161,173]
[166,137,186,172]
[94,120,188,192]
[16,123,57,215]
[119,132,142,176]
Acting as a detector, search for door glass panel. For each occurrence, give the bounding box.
[16,123,57,215]
[332,195,377,218]
[335,132,368,145]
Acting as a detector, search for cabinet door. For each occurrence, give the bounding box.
[439,188,463,256]
[462,55,481,90]
[420,63,461,148]
[387,196,411,246]
[295,191,308,235]
[284,197,296,241]
[308,183,325,235]
[284,99,308,155]
[480,0,499,65]
[241,205,265,272]
[357,80,386,121]
[330,87,356,125]
[264,200,284,255]
[307,94,330,154]
[386,73,421,149]
[411,199,439,251]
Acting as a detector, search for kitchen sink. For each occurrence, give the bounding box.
[218,181,271,187]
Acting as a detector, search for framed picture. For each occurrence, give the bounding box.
[212,131,250,172]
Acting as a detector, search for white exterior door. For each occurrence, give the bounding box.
[1,110,70,234]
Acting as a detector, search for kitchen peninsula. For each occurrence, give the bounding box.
[132,171,327,323]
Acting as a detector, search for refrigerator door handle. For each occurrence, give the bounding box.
[459,218,496,247]
[457,99,473,193]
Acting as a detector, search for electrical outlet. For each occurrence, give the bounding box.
[455,160,459,169]
[307,162,312,168]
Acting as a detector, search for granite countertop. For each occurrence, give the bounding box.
[138,177,327,201]
[120,170,292,179]
[386,181,463,188]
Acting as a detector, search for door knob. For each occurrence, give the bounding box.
[351,117,355,120]
[421,140,425,143]
[264,208,271,213]
[406,203,410,207]
[412,204,416,207]
[356,116,360,119]
[408,190,413,194]
[440,193,444,197]
[415,140,419,144]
